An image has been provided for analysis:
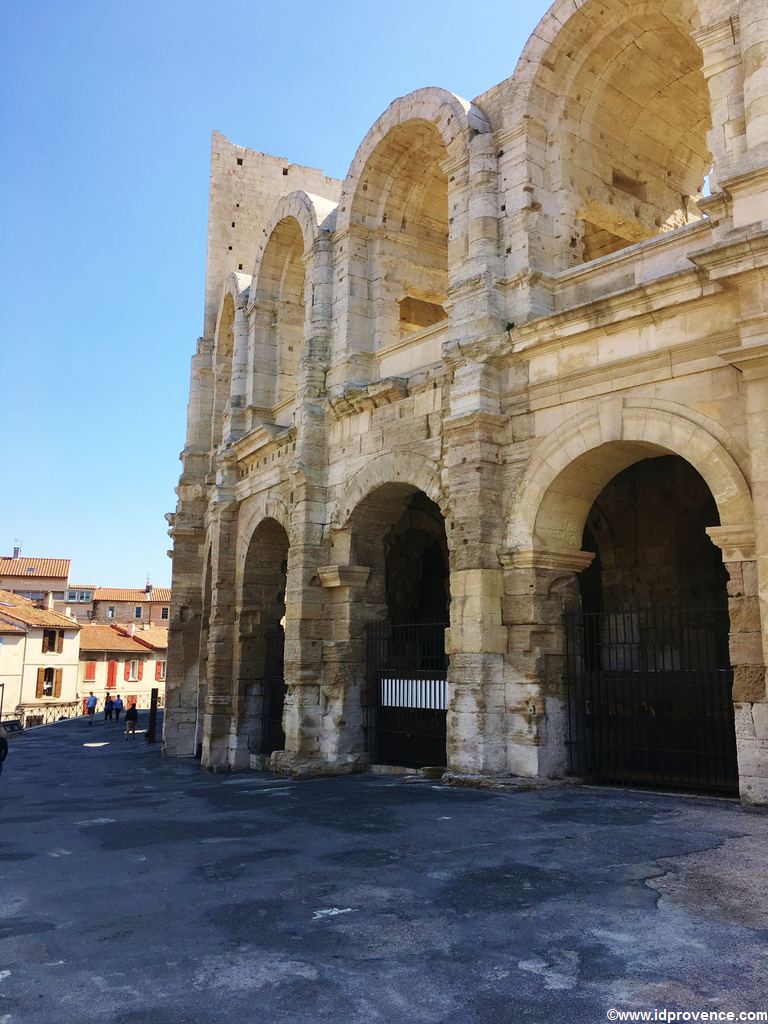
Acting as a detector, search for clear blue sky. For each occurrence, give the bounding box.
[0,0,543,588]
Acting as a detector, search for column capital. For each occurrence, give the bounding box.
[707,524,756,562]
[316,564,370,588]
[499,546,595,573]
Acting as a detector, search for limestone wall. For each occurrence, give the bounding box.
[166,0,768,802]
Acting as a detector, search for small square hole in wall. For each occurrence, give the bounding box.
[228,245,232,251]
[236,157,243,166]
[238,263,243,270]
[231,221,235,227]
[282,167,289,176]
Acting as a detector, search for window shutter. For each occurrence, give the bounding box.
[138,660,144,681]
[53,669,62,698]
[41,633,49,654]
[124,659,130,681]
[155,660,162,681]
[36,667,45,698]
[56,631,64,654]
[85,661,96,682]
[107,661,117,687]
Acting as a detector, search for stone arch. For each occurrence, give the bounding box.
[248,194,336,422]
[210,273,250,452]
[237,495,290,588]
[335,87,490,237]
[331,452,448,533]
[249,190,336,301]
[508,399,753,556]
[510,0,721,267]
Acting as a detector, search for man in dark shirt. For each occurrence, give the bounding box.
[124,703,138,739]
[0,727,8,780]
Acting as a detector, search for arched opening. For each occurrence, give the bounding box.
[541,5,712,263]
[562,454,737,794]
[238,519,288,759]
[254,218,306,425]
[210,294,234,453]
[351,120,449,353]
[347,485,450,768]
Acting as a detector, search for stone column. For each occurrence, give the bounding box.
[200,481,239,771]
[741,0,768,151]
[708,525,767,803]
[223,297,249,442]
[163,338,213,757]
[499,548,591,779]
[442,361,509,774]
[717,336,768,803]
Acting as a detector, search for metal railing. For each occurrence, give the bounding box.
[1,692,165,730]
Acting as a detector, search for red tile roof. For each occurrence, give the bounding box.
[79,624,150,654]
[0,557,70,579]
[93,587,171,603]
[0,590,80,631]
[115,625,168,651]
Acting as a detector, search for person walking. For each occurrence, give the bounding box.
[124,702,138,739]
[86,692,98,725]
[0,726,8,782]
[104,694,114,721]
[113,695,124,723]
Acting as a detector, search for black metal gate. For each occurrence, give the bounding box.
[564,604,738,795]
[261,629,286,755]
[364,622,448,768]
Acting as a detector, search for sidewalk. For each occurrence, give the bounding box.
[1,716,767,1024]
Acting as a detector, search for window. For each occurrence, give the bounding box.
[108,606,115,619]
[36,667,62,698]
[134,606,142,619]
[42,629,64,654]
[161,606,169,620]
[155,660,166,681]
[67,591,77,602]
[127,660,139,681]
[68,590,91,603]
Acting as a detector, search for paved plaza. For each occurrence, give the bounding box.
[1,716,767,1024]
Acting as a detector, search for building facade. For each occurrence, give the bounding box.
[165,0,768,804]
[0,553,70,612]
[78,624,167,707]
[90,588,172,626]
[0,591,81,723]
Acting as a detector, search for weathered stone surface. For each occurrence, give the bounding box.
[166,0,768,804]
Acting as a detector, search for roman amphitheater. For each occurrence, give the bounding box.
[164,0,768,803]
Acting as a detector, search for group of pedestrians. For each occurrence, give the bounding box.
[84,692,139,738]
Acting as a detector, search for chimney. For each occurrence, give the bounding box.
[45,592,54,610]
[65,608,73,618]
[12,545,20,559]
[127,623,136,636]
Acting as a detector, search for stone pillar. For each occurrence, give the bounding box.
[499,548,591,779]
[223,297,249,442]
[163,338,213,757]
[741,0,768,151]
[708,525,767,803]
[200,487,239,771]
[717,335,768,803]
[442,363,509,773]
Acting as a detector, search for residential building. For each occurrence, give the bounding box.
[0,590,80,724]
[91,587,172,626]
[78,623,167,707]
[0,551,70,612]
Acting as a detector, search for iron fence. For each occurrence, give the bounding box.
[1,692,165,730]
[364,622,448,768]
[564,603,738,795]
